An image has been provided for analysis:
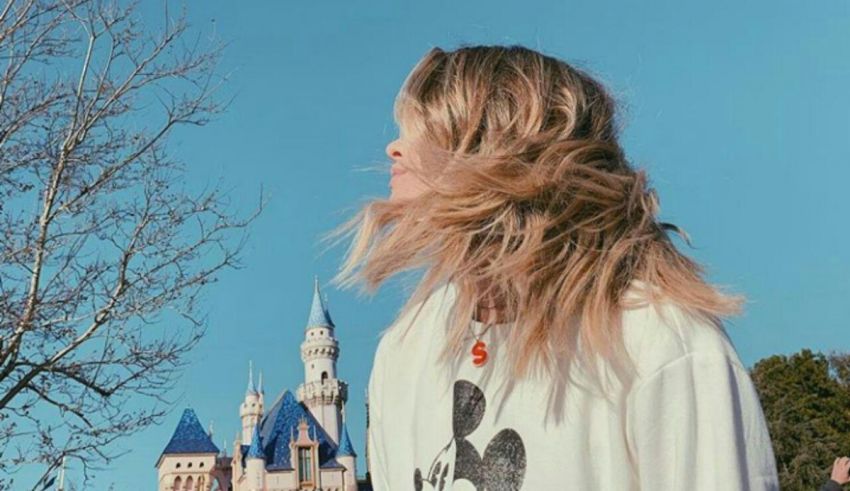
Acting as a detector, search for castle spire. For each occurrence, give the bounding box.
[306,275,335,329]
[258,370,264,394]
[246,360,257,395]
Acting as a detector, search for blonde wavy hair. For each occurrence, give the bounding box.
[323,44,745,396]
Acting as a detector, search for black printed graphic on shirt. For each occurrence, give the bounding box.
[413,379,527,491]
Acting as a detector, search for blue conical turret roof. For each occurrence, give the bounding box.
[159,408,219,459]
[336,420,357,458]
[306,275,335,329]
[246,423,264,460]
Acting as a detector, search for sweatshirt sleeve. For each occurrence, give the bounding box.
[819,479,844,491]
[625,351,780,490]
[367,335,392,491]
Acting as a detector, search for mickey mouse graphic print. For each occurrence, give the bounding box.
[367,281,780,490]
[413,379,526,491]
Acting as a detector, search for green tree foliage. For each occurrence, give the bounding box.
[750,349,850,490]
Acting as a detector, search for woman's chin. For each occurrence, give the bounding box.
[388,185,411,201]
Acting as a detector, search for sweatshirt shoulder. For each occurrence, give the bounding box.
[373,282,455,360]
[619,280,744,380]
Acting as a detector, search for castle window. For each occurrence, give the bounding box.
[321,371,328,382]
[200,462,205,468]
[187,462,192,468]
[298,446,313,485]
[175,463,181,469]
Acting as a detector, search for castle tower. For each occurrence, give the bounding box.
[244,423,266,491]
[239,361,263,445]
[156,408,220,491]
[297,276,348,445]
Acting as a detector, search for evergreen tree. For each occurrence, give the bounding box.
[750,349,850,490]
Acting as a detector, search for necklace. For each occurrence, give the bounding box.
[470,320,493,367]
[470,297,509,367]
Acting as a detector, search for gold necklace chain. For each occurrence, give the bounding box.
[470,320,495,339]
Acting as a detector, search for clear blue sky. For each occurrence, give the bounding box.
[43,0,850,488]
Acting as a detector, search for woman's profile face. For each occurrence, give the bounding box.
[386,133,430,201]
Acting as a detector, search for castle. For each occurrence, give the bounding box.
[155,277,373,491]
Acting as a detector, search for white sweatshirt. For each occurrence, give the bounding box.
[366,280,779,490]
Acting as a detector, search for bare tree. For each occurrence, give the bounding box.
[0,1,259,489]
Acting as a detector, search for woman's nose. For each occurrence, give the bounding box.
[386,139,403,161]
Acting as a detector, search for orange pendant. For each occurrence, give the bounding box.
[471,340,488,367]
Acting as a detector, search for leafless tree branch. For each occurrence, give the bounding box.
[0,1,261,489]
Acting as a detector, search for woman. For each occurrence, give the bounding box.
[326,45,779,490]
